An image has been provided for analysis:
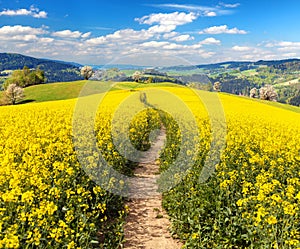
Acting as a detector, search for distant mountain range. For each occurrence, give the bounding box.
[161,58,300,72]
[1,52,300,84]
[0,53,83,83]
[1,53,299,106]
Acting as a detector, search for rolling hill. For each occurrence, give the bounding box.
[0,53,83,83]
[10,80,300,113]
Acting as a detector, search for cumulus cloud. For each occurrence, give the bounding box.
[0,25,51,45]
[205,12,217,17]
[81,32,91,38]
[0,25,46,35]
[148,24,177,33]
[0,6,47,18]
[86,36,106,45]
[232,45,251,51]
[52,30,82,39]
[199,25,247,34]
[134,12,199,36]
[163,32,178,39]
[171,34,194,42]
[135,12,198,26]
[39,37,54,43]
[140,41,170,48]
[277,41,300,51]
[86,29,153,45]
[200,37,221,45]
[264,41,300,51]
[52,30,91,39]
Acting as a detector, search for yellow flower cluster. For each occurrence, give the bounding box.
[0,87,165,248]
[210,95,300,247]
[0,97,128,248]
[160,89,300,248]
[1,84,299,248]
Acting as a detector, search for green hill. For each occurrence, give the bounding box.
[20,81,177,103]
[0,53,82,83]
[1,80,299,115]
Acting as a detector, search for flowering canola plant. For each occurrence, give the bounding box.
[0,89,159,248]
[0,84,299,249]
[161,90,300,249]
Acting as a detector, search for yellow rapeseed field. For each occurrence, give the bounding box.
[0,85,299,248]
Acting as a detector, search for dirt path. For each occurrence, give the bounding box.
[123,128,183,249]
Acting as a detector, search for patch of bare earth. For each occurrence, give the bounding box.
[123,128,183,249]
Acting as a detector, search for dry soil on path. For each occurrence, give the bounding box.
[123,128,183,249]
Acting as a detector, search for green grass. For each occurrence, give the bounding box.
[0,81,179,104]
[166,69,206,76]
[240,69,257,76]
[112,82,179,90]
[23,80,87,102]
[1,80,299,114]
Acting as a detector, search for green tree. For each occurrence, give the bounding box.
[3,66,45,89]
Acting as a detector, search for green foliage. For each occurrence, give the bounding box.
[0,53,82,82]
[20,81,178,103]
[129,108,161,151]
[3,66,45,89]
[288,92,300,106]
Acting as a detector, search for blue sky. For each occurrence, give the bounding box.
[0,0,300,66]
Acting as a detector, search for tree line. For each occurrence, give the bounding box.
[1,66,46,105]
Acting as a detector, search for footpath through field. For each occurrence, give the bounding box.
[123,127,183,249]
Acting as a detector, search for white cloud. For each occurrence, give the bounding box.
[86,28,153,46]
[283,53,297,57]
[163,43,184,50]
[141,41,170,48]
[205,11,217,17]
[52,30,83,39]
[200,37,221,45]
[163,32,178,39]
[277,41,300,51]
[86,36,106,45]
[39,37,54,43]
[0,25,46,36]
[232,45,251,51]
[278,41,300,47]
[107,29,153,41]
[264,41,300,52]
[199,51,216,58]
[148,24,177,33]
[81,32,91,38]
[199,25,247,34]
[171,34,194,42]
[136,12,198,26]
[52,30,91,39]
[0,25,50,44]
[0,6,47,18]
